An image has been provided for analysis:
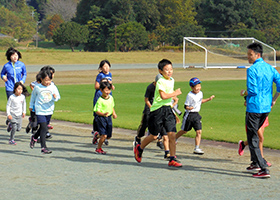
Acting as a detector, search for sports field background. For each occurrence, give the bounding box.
[1,65,280,150]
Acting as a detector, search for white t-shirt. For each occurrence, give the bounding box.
[184,91,203,112]
[6,94,26,116]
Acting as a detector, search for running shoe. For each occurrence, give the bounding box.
[95,148,106,154]
[46,132,52,139]
[134,144,142,163]
[30,135,37,149]
[238,140,245,156]
[92,131,99,145]
[41,148,52,154]
[104,139,109,145]
[7,123,12,132]
[252,169,270,178]
[133,136,141,150]
[193,148,204,155]
[246,162,261,173]
[168,160,182,168]
[37,137,41,143]
[157,141,164,149]
[9,140,17,145]
[47,124,53,129]
[264,158,272,167]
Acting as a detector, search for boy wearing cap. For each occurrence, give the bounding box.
[176,77,215,155]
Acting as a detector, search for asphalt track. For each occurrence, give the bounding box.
[1,111,280,200]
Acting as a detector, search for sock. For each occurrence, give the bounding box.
[138,145,143,153]
[195,145,199,150]
[165,150,170,156]
[169,156,175,161]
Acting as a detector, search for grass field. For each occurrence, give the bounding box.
[1,80,280,149]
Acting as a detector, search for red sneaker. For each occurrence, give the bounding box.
[238,140,245,156]
[168,160,182,168]
[253,169,270,178]
[134,144,142,163]
[47,124,53,129]
[92,131,99,145]
[95,148,106,154]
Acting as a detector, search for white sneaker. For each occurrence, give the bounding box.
[193,148,204,155]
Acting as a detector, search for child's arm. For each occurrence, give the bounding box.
[202,95,215,103]
[171,96,179,108]
[6,97,12,120]
[159,88,182,100]
[144,97,152,108]
[271,92,279,107]
[112,108,117,119]
[95,81,100,90]
[22,97,26,118]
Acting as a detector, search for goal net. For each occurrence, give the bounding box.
[183,37,276,69]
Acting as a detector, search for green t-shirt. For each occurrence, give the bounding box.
[150,77,174,112]
[93,95,115,115]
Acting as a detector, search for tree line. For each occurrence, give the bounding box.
[1,0,280,51]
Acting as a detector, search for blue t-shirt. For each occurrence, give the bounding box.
[93,72,113,106]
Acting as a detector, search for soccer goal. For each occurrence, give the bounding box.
[183,37,276,69]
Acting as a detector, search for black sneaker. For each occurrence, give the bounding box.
[246,162,261,173]
[157,141,164,149]
[104,139,109,145]
[26,123,31,133]
[30,135,37,149]
[41,148,52,154]
[46,132,52,139]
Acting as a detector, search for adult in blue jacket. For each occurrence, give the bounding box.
[1,47,27,99]
[240,42,280,178]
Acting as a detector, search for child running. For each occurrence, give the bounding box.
[134,59,182,167]
[92,60,115,145]
[29,68,60,154]
[6,82,29,145]
[176,77,215,155]
[93,81,117,154]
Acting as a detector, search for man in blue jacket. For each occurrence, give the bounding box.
[240,42,280,178]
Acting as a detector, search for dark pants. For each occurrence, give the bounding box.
[6,90,13,100]
[246,112,269,170]
[137,112,149,138]
[34,115,52,148]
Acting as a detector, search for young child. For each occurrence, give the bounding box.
[6,82,28,145]
[176,77,215,155]
[29,68,60,154]
[92,60,115,144]
[134,59,182,167]
[93,81,117,154]
[92,78,110,145]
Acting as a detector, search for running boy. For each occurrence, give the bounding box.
[134,59,182,167]
[176,77,215,155]
[93,81,117,154]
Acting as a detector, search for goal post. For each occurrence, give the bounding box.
[183,37,276,69]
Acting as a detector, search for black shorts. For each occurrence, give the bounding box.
[181,112,202,132]
[148,106,177,136]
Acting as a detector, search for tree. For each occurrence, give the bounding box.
[46,14,64,39]
[114,21,148,52]
[52,21,89,52]
[43,0,78,21]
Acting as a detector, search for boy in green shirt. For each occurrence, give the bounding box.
[134,59,182,167]
[93,81,117,154]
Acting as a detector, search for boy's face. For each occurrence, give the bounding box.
[101,87,111,98]
[159,64,173,80]
[191,84,201,94]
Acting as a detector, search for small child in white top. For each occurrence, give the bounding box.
[6,82,27,145]
[176,77,215,155]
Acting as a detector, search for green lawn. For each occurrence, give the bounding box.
[1,80,280,149]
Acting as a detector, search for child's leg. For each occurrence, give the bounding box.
[140,134,158,150]
[176,130,187,140]
[97,134,107,149]
[10,122,17,141]
[195,129,202,147]
[168,132,176,157]
[136,113,149,139]
[38,122,48,148]
[163,135,169,151]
